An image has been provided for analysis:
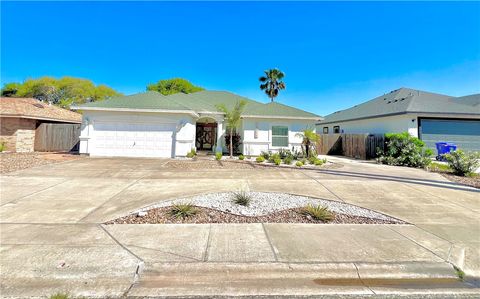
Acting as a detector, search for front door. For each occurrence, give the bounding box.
[196,123,217,151]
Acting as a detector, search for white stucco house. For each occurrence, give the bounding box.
[71,90,321,158]
[317,88,480,151]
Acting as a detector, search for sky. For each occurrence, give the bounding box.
[1,1,479,116]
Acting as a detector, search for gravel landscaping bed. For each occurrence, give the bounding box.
[106,206,400,225]
[107,191,404,224]
[0,152,81,174]
[441,173,480,189]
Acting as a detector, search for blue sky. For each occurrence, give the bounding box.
[2,1,479,116]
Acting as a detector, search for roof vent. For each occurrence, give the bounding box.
[387,101,392,104]
[33,103,44,109]
[394,100,398,103]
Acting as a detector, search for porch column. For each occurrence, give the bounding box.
[215,121,223,153]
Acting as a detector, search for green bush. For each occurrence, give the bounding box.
[215,152,222,160]
[308,156,318,165]
[377,132,433,168]
[283,156,293,165]
[314,159,323,166]
[256,156,265,163]
[274,158,282,165]
[169,203,198,219]
[278,148,294,160]
[301,158,308,165]
[232,191,251,206]
[444,150,480,176]
[296,161,303,167]
[260,151,271,160]
[301,204,334,222]
[186,148,196,158]
[238,154,245,160]
[0,142,5,152]
[269,153,281,163]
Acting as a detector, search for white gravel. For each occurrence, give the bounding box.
[136,191,401,222]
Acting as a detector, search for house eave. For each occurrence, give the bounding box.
[242,115,322,121]
[0,113,82,124]
[70,106,199,117]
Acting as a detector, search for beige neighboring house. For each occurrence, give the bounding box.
[0,97,82,152]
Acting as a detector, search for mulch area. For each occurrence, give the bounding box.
[106,206,400,225]
[0,152,81,174]
[441,173,480,189]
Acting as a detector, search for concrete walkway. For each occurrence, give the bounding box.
[1,156,479,297]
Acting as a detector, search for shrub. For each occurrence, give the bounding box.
[283,156,293,165]
[377,132,433,168]
[278,148,294,160]
[444,150,480,176]
[215,152,222,160]
[0,142,5,152]
[301,158,308,165]
[256,156,265,163]
[301,204,334,222]
[314,159,323,166]
[260,151,271,160]
[308,156,318,165]
[232,191,251,206]
[169,203,198,219]
[224,132,242,154]
[322,158,327,164]
[238,154,245,160]
[186,148,196,158]
[296,161,303,167]
[268,152,281,163]
[274,158,282,165]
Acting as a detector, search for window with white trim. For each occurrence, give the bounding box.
[272,126,288,147]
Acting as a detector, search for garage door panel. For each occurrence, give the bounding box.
[420,119,480,152]
[92,122,175,158]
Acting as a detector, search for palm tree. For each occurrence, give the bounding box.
[295,128,319,158]
[216,100,248,158]
[259,69,286,102]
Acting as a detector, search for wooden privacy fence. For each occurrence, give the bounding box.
[34,123,81,152]
[316,133,385,160]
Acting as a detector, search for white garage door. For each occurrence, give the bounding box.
[92,122,175,158]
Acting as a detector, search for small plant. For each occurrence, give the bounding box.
[49,293,69,299]
[444,150,480,176]
[232,191,251,206]
[268,152,281,163]
[0,142,5,152]
[301,204,334,222]
[274,158,282,165]
[256,156,265,163]
[186,148,196,158]
[377,132,433,168]
[322,158,327,164]
[314,159,323,166]
[301,158,308,165]
[296,161,303,167]
[454,265,465,281]
[308,156,318,165]
[169,203,198,219]
[215,151,222,160]
[283,156,293,165]
[238,154,245,160]
[260,151,271,160]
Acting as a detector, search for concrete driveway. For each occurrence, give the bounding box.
[1,156,479,297]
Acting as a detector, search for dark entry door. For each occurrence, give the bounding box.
[196,123,217,150]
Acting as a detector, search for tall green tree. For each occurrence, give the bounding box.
[1,76,121,108]
[259,68,286,102]
[147,78,204,95]
[216,100,248,158]
[295,128,319,158]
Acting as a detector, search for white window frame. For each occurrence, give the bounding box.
[271,125,289,148]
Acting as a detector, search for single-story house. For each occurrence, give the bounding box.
[317,88,480,151]
[71,91,321,158]
[0,97,82,152]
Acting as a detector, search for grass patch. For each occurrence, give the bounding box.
[427,162,452,173]
[300,204,334,222]
[232,191,251,206]
[49,294,69,299]
[454,265,465,280]
[169,203,198,219]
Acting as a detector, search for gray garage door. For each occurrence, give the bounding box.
[419,119,480,152]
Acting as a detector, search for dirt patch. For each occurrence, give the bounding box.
[106,206,401,225]
[0,152,81,174]
[441,173,480,189]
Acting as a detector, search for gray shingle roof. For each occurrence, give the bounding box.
[73,90,321,119]
[319,88,480,124]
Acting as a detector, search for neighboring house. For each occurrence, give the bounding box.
[0,97,82,152]
[317,88,480,151]
[71,91,321,158]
